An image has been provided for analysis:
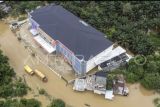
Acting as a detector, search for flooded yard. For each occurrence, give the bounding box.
[0,21,159,107]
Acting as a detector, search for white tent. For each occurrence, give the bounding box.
[34,35,56,53]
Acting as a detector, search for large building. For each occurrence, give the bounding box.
[28,4,130,75]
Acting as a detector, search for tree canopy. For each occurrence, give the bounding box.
[0,50,28,98]
[48,99,65,107]
[0,98,41,107]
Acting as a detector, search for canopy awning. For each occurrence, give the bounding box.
[125,53,133,62]
[34,35,56,53]
[94,46,126,65]
[30,29,38,36]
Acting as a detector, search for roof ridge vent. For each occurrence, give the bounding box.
[79,20,88,26]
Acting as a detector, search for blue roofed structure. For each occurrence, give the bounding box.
[30,4,113,61]
[28,4,124,74]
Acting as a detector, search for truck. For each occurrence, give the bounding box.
[34,69,48,82]
[24,65,34,75]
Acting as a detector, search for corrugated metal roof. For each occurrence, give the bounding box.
[30,4,113,61]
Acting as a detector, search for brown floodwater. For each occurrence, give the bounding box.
[0,21,159,107]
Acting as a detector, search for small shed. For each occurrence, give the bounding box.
[94,70,107,91]
[95,70,107,86]
[113,74,129,96]
[73,78,86,91]
[105,90,114,100]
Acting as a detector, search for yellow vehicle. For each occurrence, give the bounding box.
[24,65,34,75]
[34,69,48,82]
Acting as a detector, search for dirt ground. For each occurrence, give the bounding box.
[0,21,159,107]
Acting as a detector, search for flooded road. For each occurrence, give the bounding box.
[0,21,159,107]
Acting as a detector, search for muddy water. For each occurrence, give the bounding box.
[0,21,8,35]
[0,21,159,107]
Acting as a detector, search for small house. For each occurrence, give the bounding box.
[113,74,129,96]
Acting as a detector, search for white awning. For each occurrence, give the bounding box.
[94,46,126,65]
[30,29,38,36]
[34,35,56,53]
[126,53,133,62]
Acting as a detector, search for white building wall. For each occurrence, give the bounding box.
[86,45,114,72]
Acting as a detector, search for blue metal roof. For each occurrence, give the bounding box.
[30,4,113,61]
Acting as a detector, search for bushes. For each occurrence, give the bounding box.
[48,99,65,107]
[153,98,160,107]
[0,98,41,107]
[5,1,46,14]
[0,9,7,19]
[39,88,46,95]
[0,50,28,98]
[125,72,140,83]
[124,58,145,83]
[141,73,160,90]
[0,79,28,98]
[20,98,41,107]
[124,54,160,90]
[13,81,28,97]
[18,16,26,21]
[106,74,114,90]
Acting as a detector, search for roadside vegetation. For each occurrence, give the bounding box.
[0,50,29,98]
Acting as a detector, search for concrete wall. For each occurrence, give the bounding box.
[56,40,85,74]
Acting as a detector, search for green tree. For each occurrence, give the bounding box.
[141,73,160,90]
[49,99,65,107]
[0,50,28,98]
